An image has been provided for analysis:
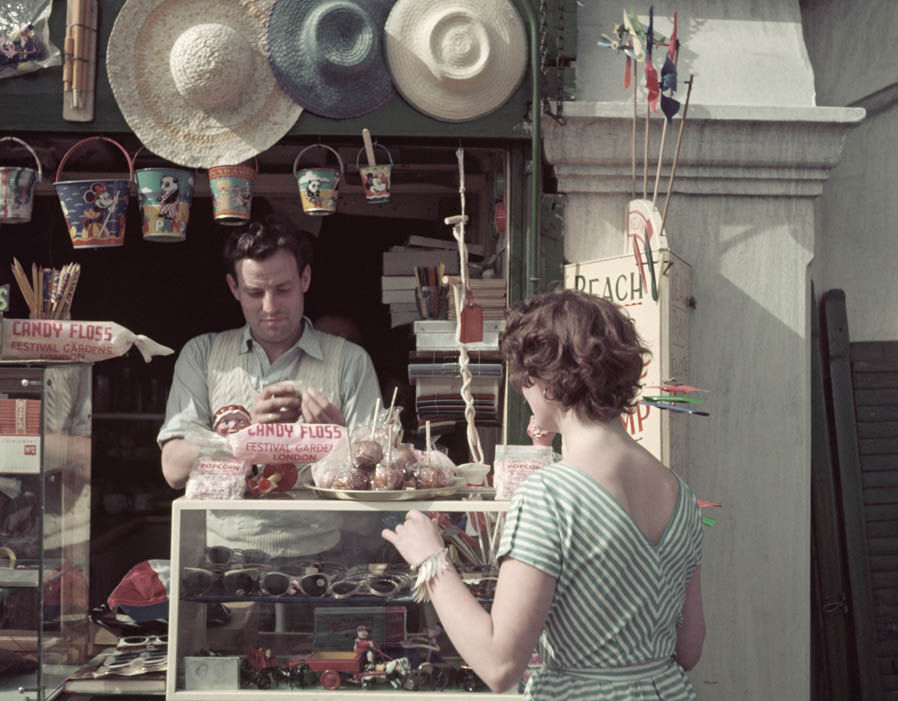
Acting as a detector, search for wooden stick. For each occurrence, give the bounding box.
[651,119,668,208]
[72,0,87,109]
[63,29,74,97]
[425,420,432,453]
[631,58,637,200]
[387,386,398,423]
[659,75,694,244]
[362,128,376,167]
[9,261,35,315]
[643,95,651,200]
[369,397,381,440]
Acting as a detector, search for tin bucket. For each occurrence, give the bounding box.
[208,159,257,226]
[134,148,194,242]
[0,136,42,224]
[55,136,133,249]
[293,144,343,216]
[356,143,392,205]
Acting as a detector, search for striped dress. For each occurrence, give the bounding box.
[496,462,703,700]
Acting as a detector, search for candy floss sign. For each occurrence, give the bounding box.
[227,422,347,464]
[1,319,174,363]
[564,250,692,470]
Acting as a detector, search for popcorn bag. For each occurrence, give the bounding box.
[493,445,555,500]
[0,318,173,362]
[184,455,249,500]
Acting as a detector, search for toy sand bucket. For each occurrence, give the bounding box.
[55,136,133,249]
[356,143,392,204]
[293,144,343,216]
[0,136,41,224]
[134,148,194,242]
[208,159,257,225]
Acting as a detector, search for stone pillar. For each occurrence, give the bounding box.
[543,101,863,699]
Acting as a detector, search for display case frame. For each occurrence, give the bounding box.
[167,494,512,699]
[0,362,92,700]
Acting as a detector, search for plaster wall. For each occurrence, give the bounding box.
[576,1,816,106]
[802,0,898,341]
[546,0,864,696]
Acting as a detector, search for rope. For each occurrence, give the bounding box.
[447,146,484,464]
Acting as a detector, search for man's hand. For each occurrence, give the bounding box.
[251,381,303,424]
[300,387,347,426]
[251,383,346,426]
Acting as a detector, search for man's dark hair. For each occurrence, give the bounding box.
[222,215,315,278]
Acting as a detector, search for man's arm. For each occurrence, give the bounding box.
[157,334,215,488]
[161,438,201,489]
[338,342,382,429]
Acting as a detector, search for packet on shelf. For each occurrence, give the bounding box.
[0,318,174,363]
[493,444,555,500]
[185,455,249,500]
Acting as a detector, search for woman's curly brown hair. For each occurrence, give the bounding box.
[501,289,650,421]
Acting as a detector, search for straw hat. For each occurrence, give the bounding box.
[107,0,304,169]
[384,0,527,122]
[267,0,396,119]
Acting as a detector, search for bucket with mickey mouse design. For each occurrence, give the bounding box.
[54,137,133,248]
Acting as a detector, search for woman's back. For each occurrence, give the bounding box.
[498,460,703,699]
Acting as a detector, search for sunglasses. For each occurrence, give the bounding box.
[327,573,404,599]
[205,546,270,570]
[117,634,168,648]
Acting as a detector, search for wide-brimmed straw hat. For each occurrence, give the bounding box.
[384,0,527,122]
[267,0,396,119]
[107,0,303,169]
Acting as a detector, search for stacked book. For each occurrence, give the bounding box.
[447,278,507,321]
[382,240,460,328]
[407,362,503,425]
[413,320,505,352]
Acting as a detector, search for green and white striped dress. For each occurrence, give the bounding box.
[496,462,703,700]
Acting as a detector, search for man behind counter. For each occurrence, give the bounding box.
[157,216,382,555]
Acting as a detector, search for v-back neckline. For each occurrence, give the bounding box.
[554,462,683,550]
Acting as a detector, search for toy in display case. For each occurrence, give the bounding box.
[0,362,92,700]
[167,494,506,698]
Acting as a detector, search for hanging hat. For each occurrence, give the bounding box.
[106,0,303,169]
[267,0,396,119]
[384,0,527,122]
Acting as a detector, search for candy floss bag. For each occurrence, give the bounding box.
[1,318,173,362]
[493,445,555,500]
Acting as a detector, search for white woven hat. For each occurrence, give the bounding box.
[384,0,527,122]
[107,0,304,169]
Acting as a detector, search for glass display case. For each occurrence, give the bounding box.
[167,494,510,699]
[0,362,92,700]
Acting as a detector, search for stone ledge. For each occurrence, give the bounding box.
[544,102,866,197]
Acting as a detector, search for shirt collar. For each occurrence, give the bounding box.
[239,317,324,360]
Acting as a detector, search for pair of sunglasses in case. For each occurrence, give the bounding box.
[182,567,405,599]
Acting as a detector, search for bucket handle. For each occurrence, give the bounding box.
[0,136,42,182]
[355,143,393,170]
[56,136,135,183]
[132,146,198,177]
[293,144,345,178]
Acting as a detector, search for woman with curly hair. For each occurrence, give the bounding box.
[383,289,705,699]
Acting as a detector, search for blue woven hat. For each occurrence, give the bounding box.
[267,0,396,119]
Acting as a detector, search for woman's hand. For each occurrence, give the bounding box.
[382,511,445,567]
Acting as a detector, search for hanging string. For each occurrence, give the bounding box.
[447,146,484,465]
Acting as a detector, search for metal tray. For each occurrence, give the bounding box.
[301,479,461,501]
